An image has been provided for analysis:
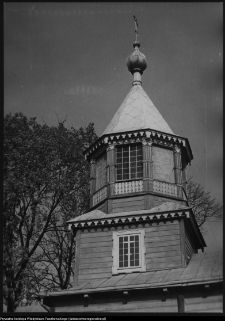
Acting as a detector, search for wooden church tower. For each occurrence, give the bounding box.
[43,19,222,313]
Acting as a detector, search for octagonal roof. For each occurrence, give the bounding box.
[102,84,174,136]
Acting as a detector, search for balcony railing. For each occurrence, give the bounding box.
[92,180,179,207]
[153,180,177,197]
[92,186,107,206]
[115,180,143,195]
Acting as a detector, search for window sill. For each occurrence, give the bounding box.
[112,265,146,275]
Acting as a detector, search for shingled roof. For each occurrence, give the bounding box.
[47,251,222,297]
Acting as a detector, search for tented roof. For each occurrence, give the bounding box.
[103,84,174,135]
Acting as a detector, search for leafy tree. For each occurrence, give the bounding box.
[3,112,97,312]
[187,177,223,229]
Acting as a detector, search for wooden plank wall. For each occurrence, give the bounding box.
[112,195,145,213]
[95,201,106,213]
[78,228,113,285]
[152,196,182,208]
[152,146,175,183]
[185,292,223,313]
[55,294,178,313]
[145,221,182,270]
[77,220,182,285]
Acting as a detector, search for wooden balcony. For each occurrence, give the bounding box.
[115,180,144,195]
[153,180,178,197]
[92,186,107,206]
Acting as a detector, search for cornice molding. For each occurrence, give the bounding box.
[68,210,190,230]
[84,129,193,164]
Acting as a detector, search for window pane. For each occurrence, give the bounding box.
[124,260,128,267]
[135,235,139,241]
[123,162,129,169]
[135,259,139,266]
[130,236,134,241]
[131,173,136,179]
[124,236,128,242]
[137,172,142,178]
[124,173,129,179]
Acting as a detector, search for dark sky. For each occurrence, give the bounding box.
[4,3,223,251]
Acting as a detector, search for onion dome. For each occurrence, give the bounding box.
[126,41,147,75]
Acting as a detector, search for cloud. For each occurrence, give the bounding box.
[64,85,103,96]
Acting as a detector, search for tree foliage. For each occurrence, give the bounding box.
[4,112,223,312]
[187,177,223,229]
[3,112,97,312]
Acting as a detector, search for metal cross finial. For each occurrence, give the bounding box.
[133,15,139,41]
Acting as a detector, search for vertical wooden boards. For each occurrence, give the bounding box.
[173,146,183,198]
[179,219,186,268]
[107,144,116,198]
[142,141,152,192]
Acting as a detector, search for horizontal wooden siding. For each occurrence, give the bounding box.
[112,195,145,213]
[145,221,182,270]
[78,229,113,285]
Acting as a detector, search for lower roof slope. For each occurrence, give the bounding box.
[48,251,222,297]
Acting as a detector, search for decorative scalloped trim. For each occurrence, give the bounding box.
[69,211,190,230]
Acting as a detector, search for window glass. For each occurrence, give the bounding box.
[118,234,140,269]
[116,145,143,181]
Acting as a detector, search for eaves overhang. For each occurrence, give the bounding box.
[43,277,222,299]
[83,128,193,164]
[67,206,206,250]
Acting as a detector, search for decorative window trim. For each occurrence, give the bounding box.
[112,229,146,275]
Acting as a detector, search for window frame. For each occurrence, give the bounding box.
[116,144,143,182]
[112,229,146,275]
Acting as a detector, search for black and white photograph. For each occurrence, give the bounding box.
[4,2,223,314]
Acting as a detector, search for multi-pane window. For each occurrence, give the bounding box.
[112,229,146,274]
[119,234,140,268]
[116,145,143,181]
